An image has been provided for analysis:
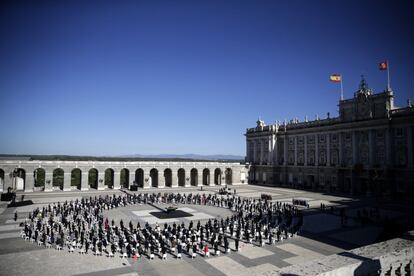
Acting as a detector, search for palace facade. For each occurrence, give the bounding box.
[246,77,414,196]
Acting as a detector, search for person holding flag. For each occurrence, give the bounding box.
[379,60,390,90]
[330,73,344,100]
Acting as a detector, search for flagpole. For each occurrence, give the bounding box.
[387,60,391,91]
[340,76,344,101]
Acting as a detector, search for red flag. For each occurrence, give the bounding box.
[379,61,388,71]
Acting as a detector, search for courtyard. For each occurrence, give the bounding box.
[0,185,411,276]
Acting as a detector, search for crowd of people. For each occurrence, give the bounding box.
[21,191,303,260]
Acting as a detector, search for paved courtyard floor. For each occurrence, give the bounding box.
[0,185,411,276]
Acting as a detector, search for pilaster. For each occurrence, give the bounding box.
[143,171,151,189]
[407,126,413,168]
[197,171,203,186]
[369,129,375,167]
[283,136,288,166]
[352,131,358,164]
[25,172,34,192]
[171,170,179,187]
[315,134,319,166]
[113,171,121,189]
[327,133,331,166]
[294,136,298,166]
[63,172,71,191]
[304,136,308,166]
[45,171,53,192]
[158,172,165,188]
[81,171,89,191]
[97,170,105,190]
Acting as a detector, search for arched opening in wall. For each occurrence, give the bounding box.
[88,168,98,189]
[164,169,172,187]
[53,168,64,190]
[202,169,210,186]
[150,169,158,188]
[225,168,232,185]
[135,169,144,188]
[214,168,222,185]
[0,169,4,192]
[105,168,114,189]
[121,168,129,189]
[178,168,185,187]
[191,168,198,186]
[71,169,81,190]
[34,168,45,190]
[13,168,26,191]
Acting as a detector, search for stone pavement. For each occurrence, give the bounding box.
[0,185,411,276]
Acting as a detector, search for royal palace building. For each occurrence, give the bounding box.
[245,77,414,196]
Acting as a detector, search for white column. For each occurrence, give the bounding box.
[315,134,319,166]
[407,127,413,168]
[63,172,71,191]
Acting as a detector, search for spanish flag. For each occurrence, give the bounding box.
[379,61,388,71]
[330,74,341,82]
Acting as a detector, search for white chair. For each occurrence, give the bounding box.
[216,250,220,256]
[108,252,114,258]
[69,246,75,253]
[162,253,167,260]
[150,253,155,260]
[177,253,182,259]
[37,240,43,246]
[122,252,127,259]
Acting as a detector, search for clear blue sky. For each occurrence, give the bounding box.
[0,0,413,156]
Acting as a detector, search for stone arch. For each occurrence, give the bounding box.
[191,168,198,186]
[88,168,98,189]
[150,168,158,188]
[202,168,210,186]
[120,168,129,189]
[214,168,222,185]
[225,168,232,185]
[34,168,45,189]
[71,168,81,190]
[135,169,144,188]
[53,168,64,190]
[105,168,114,189]
[164,168,172,187]
[178,168,185,187]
